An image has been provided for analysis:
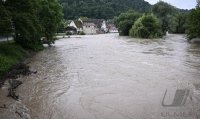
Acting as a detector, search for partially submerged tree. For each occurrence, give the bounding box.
[5,0,43,50]
[152,1,176,33]
[2,0,63,50]
[114,10,141,36]
[187,8,200,40]
[38,0,63,45]
[129,14,163,38]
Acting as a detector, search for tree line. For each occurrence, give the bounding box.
[59,0,151,20]
[0,0,63,51]
[114,1,200,40]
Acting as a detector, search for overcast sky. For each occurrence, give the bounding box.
[145,0,196,9]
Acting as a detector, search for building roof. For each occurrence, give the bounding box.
[66,26,77,31]
[83,22,96,27]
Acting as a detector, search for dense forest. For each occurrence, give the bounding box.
[59,0,151,19]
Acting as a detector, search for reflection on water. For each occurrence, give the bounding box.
[1,34,200,119]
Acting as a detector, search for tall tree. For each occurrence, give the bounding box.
[152,1,176,33]
[38,0,63,45]
[0,2,13,40]
[114,10,141,36]
[5,0,43,50]
[60,0,151,19]
[129,14,163,38]
[187,8,200,40]
[3,0,63,50]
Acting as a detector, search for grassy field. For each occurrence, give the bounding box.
[0,42,27,76]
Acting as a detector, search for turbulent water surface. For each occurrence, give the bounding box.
[1,34,200,119]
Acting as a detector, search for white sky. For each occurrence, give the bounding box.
[145,0,196,9]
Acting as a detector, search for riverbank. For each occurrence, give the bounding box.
[0,42,30,87]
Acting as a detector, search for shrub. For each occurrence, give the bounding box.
[187,8,200,40]
[129,14,163,38]
[79,31,86,35]
[66,31,72,35]
[0,42,26,75]
[114,10,141,36]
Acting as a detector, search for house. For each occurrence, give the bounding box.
[67,18,108,35]
[74,20,83,33]
[101,20,108,33]
[82,22,97,35]
[68,20,77,29]
[67,20,83,34]
[65,26,77,35]
[66,20,77,34]
[81,19,108,34]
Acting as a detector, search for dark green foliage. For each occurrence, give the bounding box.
[129,14,163,38]
[169,13,188,33]
[5,0,43,51]
[14,13,43,51]
[0,42,26,75]
[152,1,176,33]
[114,10,141,36]
[38,0,63,45]
[66,31,72,35]
[152,1,175,17]
[187,8,200,40]
[1,0,63,50]
[60,0,151,19]
[0,3,13,37]
[152,1,189,34]
[79,31,86,35]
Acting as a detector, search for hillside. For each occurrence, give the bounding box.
[59,0,151,19]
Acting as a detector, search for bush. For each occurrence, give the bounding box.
[0,42,26,75]
[129,14,163,38]
[79,31,86,35]
[187,8,200,40]
[14,13,44,51]
[114,10,141,36]
[66,31,72,35]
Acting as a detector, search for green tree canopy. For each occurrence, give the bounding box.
[1,0,63,50]
[129,14,163,38]
[38,0,63,45]
[0,2,13,37]
[152,1,188,34]
[114,10,141,36]
[187,8,200,40]
[60,0,151,19]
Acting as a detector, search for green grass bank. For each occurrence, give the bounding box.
[0,42,27,76]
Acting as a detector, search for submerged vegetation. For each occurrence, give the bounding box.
[113,1,200,39]
[0,0,63,76]
[0,0,63,51]
[129,14,163,38]
[114,10,141,36]
[187,8,200,40]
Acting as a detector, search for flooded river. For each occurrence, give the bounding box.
[1,34,200,119]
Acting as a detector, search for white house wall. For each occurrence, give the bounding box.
[83,26,97,35]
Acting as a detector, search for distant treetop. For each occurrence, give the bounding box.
[59,0,151,19]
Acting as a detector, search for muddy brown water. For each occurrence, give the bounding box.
[0,34,200,119]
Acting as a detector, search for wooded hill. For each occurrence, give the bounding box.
[59,0,151,19]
